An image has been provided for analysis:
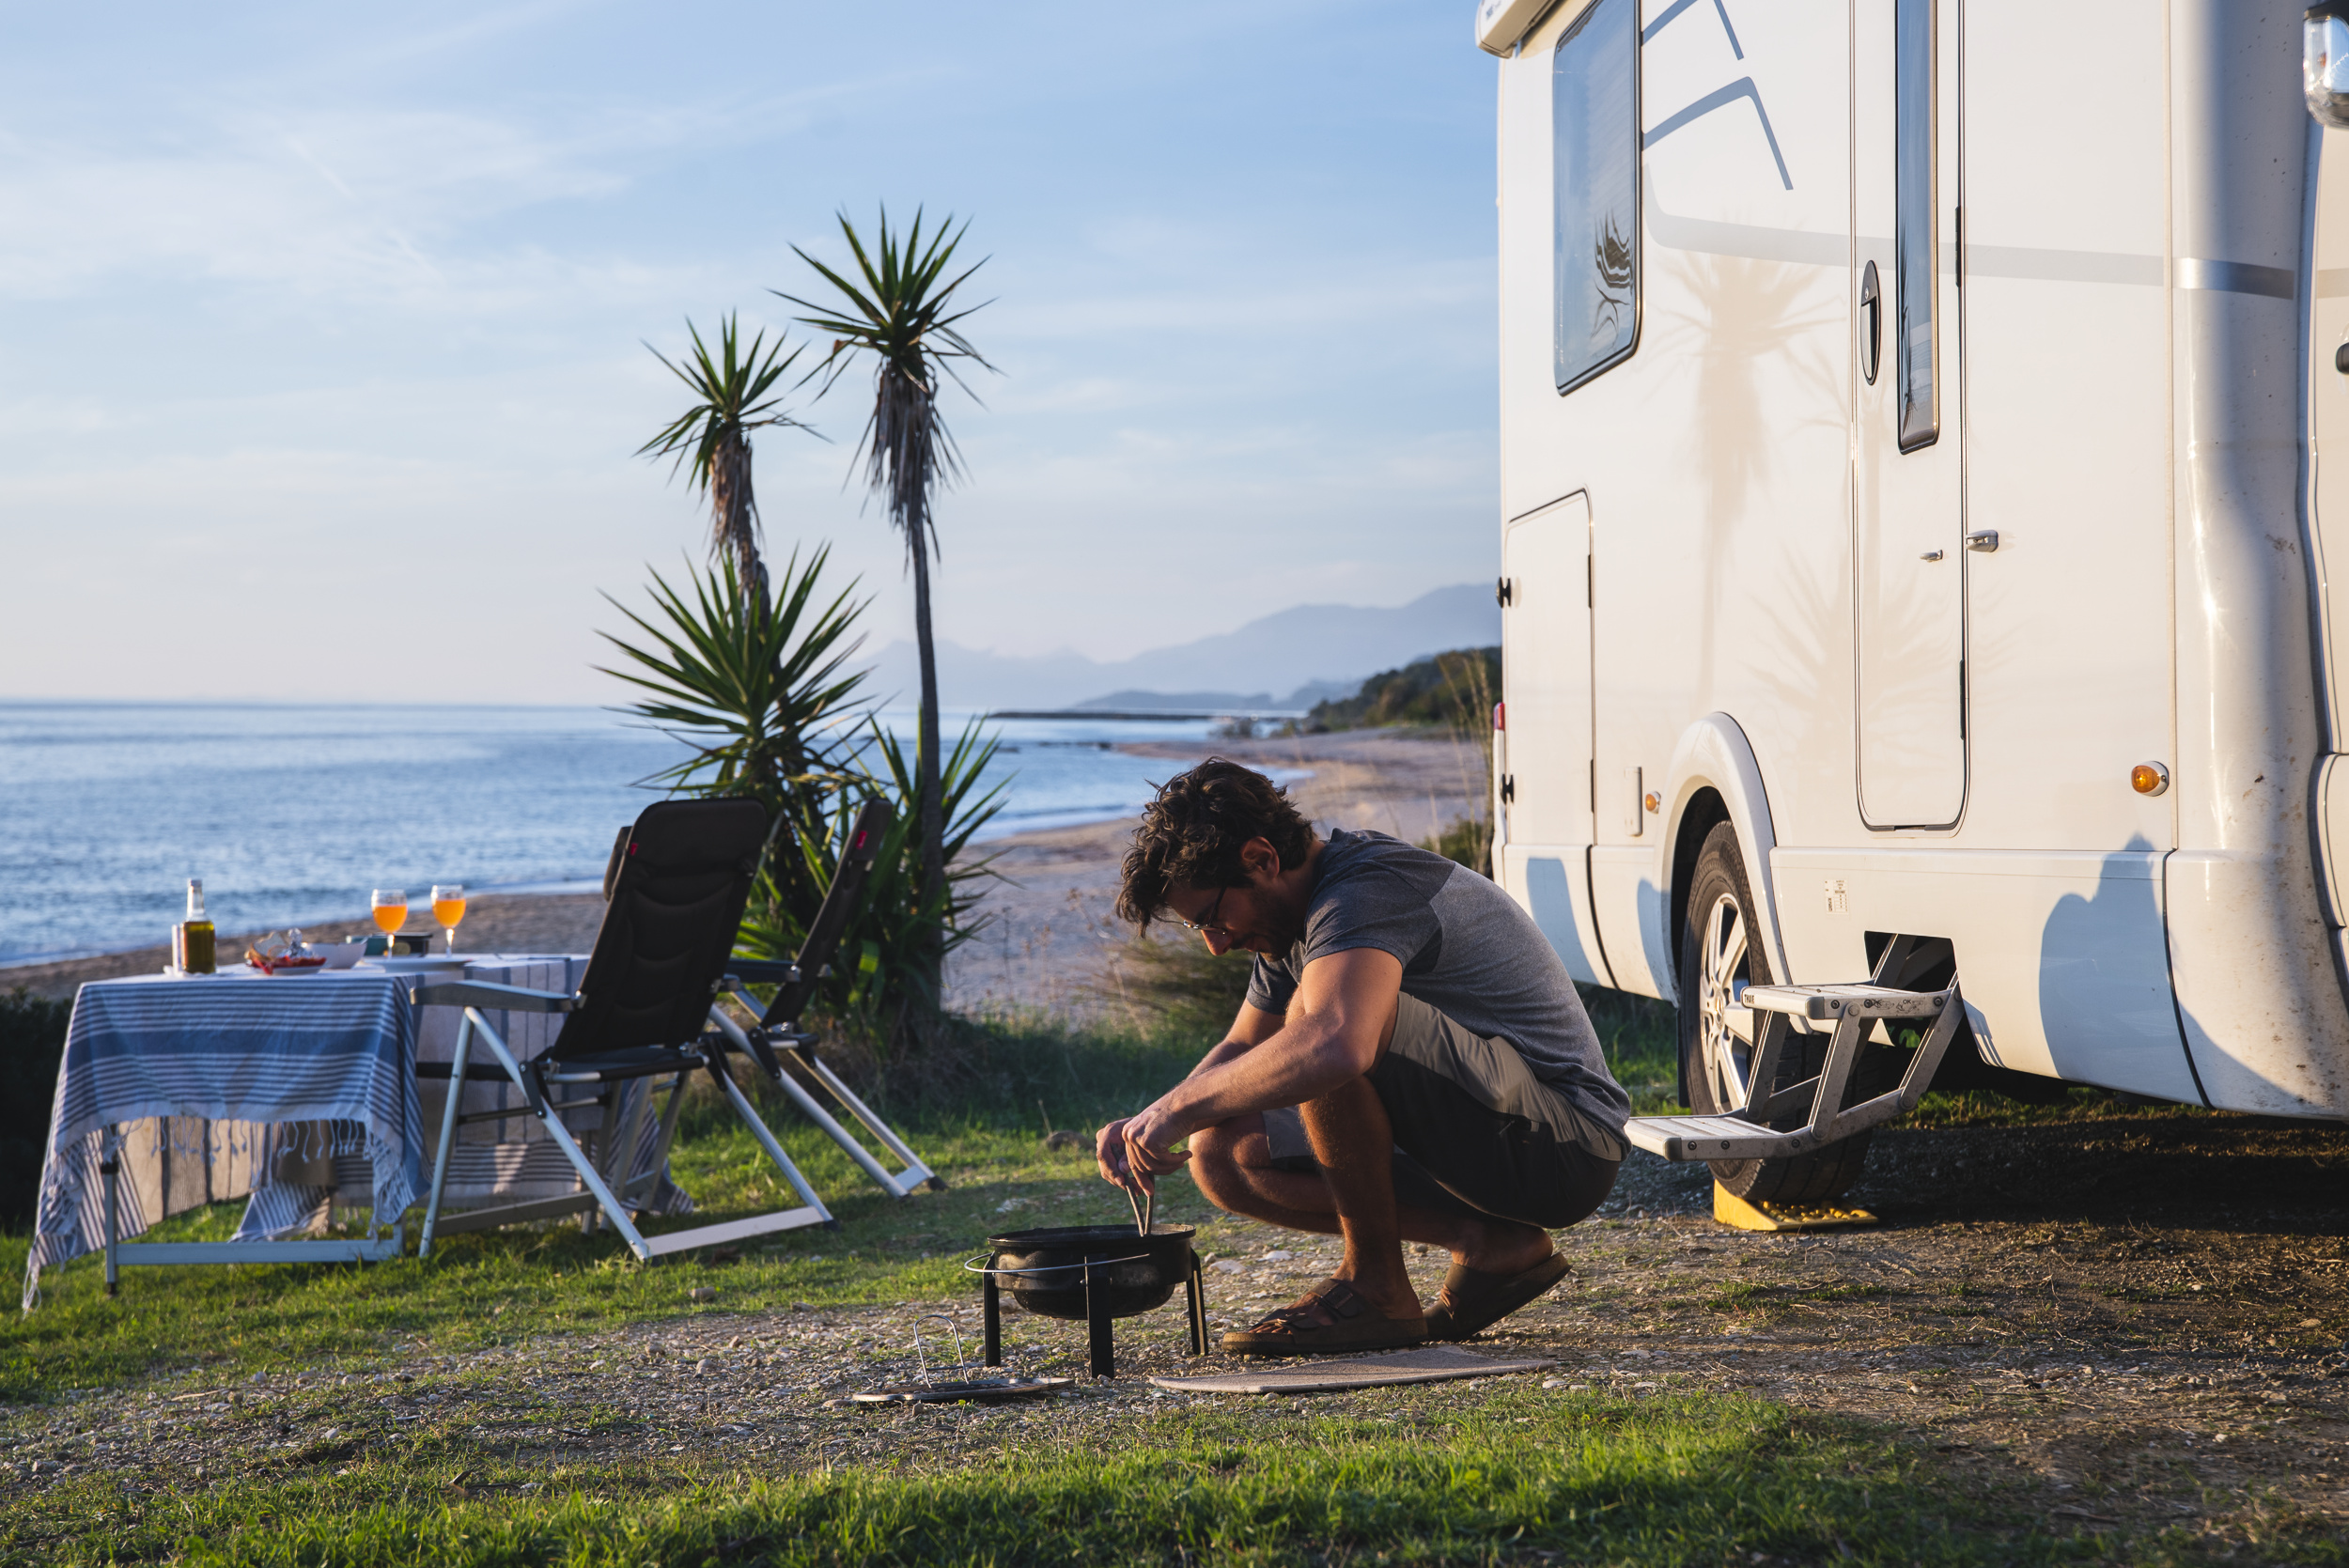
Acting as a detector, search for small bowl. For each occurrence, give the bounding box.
[312,943,365,970]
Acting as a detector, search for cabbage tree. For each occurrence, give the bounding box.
[638,314,815,607]
[778,208,994,1014]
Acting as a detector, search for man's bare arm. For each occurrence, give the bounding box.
[1120,948,1404,1181]
[1096,1001,1284,1186]
[1183,1002,1284,1078]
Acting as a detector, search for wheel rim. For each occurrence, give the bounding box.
[1695,891,1758,1113]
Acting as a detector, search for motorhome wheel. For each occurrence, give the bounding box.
[1676,821,1891,1203]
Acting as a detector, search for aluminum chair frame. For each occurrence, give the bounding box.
[411,797,836,1262]
[412,981,831,1261]
[709,797,946,1200]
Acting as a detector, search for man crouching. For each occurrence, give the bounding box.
[1096,758,1630,1356]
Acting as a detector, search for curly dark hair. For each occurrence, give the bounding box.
[1116,757,1315,929]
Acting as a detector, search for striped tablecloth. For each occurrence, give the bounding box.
[23,969,424,1309]
[22,955,693,1309]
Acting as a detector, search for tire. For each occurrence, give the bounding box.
[1676,820,1889,1203]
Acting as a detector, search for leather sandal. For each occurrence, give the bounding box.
[1422,1251,1572,1341]
[1219,1278,1428,1358]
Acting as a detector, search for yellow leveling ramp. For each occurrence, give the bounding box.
[1712,1183,1879,1233]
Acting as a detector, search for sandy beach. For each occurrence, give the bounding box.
[950,728,1486,1018]
[7,729,1484,1012]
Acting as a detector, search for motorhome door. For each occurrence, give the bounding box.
[1852,0,1966,829]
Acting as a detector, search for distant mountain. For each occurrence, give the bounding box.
[858,584,1497,711]
[1067,689,1278,712]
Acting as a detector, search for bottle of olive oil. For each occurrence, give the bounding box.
[176,877,216,974]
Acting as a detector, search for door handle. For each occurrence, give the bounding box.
[1966,530,1999,552]
[1859,259,1882,386]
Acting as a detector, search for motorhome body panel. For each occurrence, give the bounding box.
[1497,0,1856,1000]
[1493,0,2349,1117]
[2162,8,2349,1117]
[1498,492,1613,986]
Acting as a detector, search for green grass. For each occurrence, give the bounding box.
[0,1009,2280,1565]
[0,1017,1214,1402]
[7,1389,2099,1567]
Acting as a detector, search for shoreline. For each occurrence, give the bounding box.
[8,729,1486,1007]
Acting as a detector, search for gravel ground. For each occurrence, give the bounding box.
[6,1112,2342,1553]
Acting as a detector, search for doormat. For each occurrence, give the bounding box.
[1148,1343,1555,1395]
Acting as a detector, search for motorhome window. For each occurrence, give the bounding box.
[1894,0,1937,450]
[1552,0,1638,395]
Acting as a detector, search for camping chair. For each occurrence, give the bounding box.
[412,797,834,1262]
[705,797,946,1199]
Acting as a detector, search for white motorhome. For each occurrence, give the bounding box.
[1481,0,2349,1200]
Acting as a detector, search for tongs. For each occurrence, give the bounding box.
[1123,1173,1154,1236]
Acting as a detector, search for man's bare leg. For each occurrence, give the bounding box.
[1299,1075,1420,1320]
[1189,1116,1341,1237]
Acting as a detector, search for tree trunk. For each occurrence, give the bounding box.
[909,503,947,1023]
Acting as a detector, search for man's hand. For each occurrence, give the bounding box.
[1095,1108,1191,1196]
[1119,1100,1193,1194]
[1094,1117,1139,1189]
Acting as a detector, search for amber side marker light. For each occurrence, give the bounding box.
[2132,762,2170,797]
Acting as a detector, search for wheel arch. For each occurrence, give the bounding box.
[1659,712,1791,997]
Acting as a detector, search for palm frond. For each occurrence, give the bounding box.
[773,207,999,561]
[638,313,825,584]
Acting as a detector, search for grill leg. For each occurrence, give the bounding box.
[1186,1249,1207,1357]
[983,1273,1002,1368]
[1084,1265,1115,1378]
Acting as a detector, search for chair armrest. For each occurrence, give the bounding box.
[412,981,581,1014]
[723,960,801,986]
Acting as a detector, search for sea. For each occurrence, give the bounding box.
[0,702,1230,967]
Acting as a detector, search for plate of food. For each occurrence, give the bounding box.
[246,931,331,974]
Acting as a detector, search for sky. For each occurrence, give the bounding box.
[0,1,1501,703]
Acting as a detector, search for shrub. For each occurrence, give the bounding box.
[739,717,1004,1059]
[599,551,1003,1055]
[1418,813,1493,877]
[0,988,70,1229]
[1094,934,1256,1039]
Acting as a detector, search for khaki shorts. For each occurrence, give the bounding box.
[1263,993,1624,1230]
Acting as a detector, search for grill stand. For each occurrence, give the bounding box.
[979,1245,1209,1378]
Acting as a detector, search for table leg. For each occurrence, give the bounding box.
[101,1139,119,1299]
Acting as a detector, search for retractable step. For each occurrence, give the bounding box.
[1623,942,1966,1164]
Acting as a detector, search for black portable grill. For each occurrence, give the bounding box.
[968,1223,1208,1377]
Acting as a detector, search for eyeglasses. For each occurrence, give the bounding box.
[1174,886,1231,935]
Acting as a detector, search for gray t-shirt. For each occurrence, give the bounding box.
[1244,830,1629,1133]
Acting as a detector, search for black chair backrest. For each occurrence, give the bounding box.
[760,796,894,1031]
[550,798,770,1061]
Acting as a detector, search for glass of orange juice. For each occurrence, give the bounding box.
[370,889,407,952]
[431,884,466,954]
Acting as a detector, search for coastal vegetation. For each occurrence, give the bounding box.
[635,313,817,609]
[621,222,1002,1052]
[781,209,996,1034]
[595,550,1002,1055]
[1305,645,1500,735]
